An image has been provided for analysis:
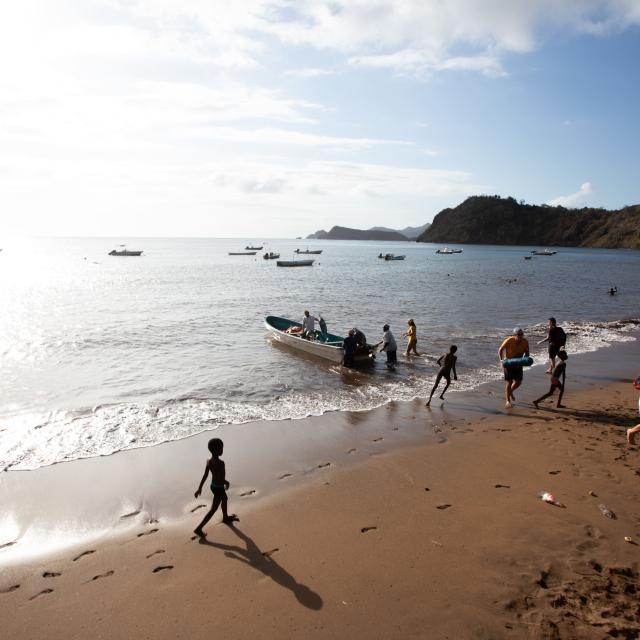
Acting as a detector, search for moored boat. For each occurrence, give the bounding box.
[276,259,314,267]
[108,246,143,256]
[264,316,374,364]
[436,247,463,254]
[245,245,263,250]
[263,252,280,260]
[294,248,322,254]
[229,251,257,256]
[383,254,405,261]
[531,249,557,255]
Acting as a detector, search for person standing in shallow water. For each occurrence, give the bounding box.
[193,438,237,538]
[377,324,397,370]
[537,317,566,374]
[498,327,530,409]
[403,319,421,356]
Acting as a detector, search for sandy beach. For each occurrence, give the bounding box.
[3,358,640,638]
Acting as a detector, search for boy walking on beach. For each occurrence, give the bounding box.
[425,345,458,406]
[498,327,530,408]
[193,438,237,538]
[533,351,568,409]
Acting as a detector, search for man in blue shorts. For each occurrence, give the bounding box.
[498,327,530,408]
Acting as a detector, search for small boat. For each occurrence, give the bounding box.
[263,252,280,260]
[531,249,557,256]
[294,248,322,255]
[245,245,263,251]
[383,254,405,261]
[436,247,463,254]
[108,245,143,256]
[229,251,257,256]
[524,256,532,260]
[276,259,314,267]
[265,316,374,364]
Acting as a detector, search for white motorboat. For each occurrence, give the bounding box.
[436,247,463,254]
[264,316,374,364]
[531,249,557,256]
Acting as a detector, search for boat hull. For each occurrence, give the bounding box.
[276,260,314,267]
[108,250,143,256]
[229,252,257,256]
[265,316,373,364]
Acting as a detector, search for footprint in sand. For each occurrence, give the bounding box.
[152,565,173,573]
[120,510,140,519]
[190,504,206,513]
[137,529,159,538]
[29,588,53,600]
[146,550,165,559]
[262,548,279,557]
[91,570,114,581]
[494,484,510,489]
[0,540,17,550]
[0,584,20,594]
[73,550,96,562]
[318,462,331,469]
[436,504,452,510]
[240,489,256,497]
[42,571,61,578]
[346,448,357,454]
[425,487,430,491]
[360,526,377,533]
[548,470,562,475]
[392,427,399,431]
[148,518,159,525]
[278,473,292,480]
[372,437,383,442]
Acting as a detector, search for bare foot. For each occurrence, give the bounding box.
[627,429,636,445]
[193,528,206,538]
[425,400,431,407]
[439,395,445,400]
[505,401,512,409]
[557,404,566,409]
[533,401,539,409]
[222,515,239,524]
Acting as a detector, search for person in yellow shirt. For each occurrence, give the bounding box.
[403,319,421,356]
[498,327,530,408]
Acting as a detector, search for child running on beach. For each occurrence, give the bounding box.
[533,351,568,409]
[425,345,458,406]
[193,438,237,538]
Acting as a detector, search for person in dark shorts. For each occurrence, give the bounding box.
[193,438,238,538]
[425,345,458,406]
[376,324,397,369]
[342,329,357,368]
[533,351,568,408]
[498,327,530,408]
[537,317,566,374]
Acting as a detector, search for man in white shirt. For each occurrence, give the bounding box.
[302,310,318,339]
[378,324,397,369]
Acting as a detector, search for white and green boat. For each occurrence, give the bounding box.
[264,316,374,364]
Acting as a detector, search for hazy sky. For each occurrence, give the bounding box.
[1,1,639,238]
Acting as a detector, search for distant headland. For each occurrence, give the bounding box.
[417,195,640,249]
[307,223,430,241]
[307,196,640,249]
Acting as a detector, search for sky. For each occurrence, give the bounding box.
[0,1,639,238]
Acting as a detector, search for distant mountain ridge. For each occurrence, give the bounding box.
[307,226,409,241]
[417,196,640,249]
[307,222,430,241]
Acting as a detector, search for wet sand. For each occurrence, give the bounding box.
[2,347,640,638]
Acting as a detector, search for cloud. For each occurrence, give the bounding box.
[283,67,338,78]
[547,182,594,207]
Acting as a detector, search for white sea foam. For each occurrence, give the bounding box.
[2,317,637,471]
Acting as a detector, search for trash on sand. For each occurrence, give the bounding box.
[624,536,633,544]
[598,504,616,519]
[538,491,565,508]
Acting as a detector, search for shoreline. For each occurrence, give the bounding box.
[1,335,638,567]
[2,375,640,637]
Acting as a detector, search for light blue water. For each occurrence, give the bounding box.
[1,237,638,469]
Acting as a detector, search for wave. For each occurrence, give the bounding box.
[1,317,637,471]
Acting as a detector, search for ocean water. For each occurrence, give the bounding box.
[1,237,638,470]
